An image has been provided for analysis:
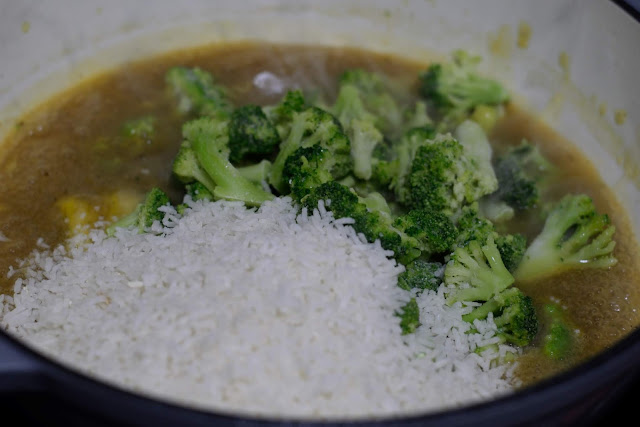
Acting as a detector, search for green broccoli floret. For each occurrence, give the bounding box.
[454,120,498,195]
[171,143,217,194]
[478,198,514,224]
[283,145,336,201]
[349,119,384,181]
[263,90,307,139]
[396,298,421,335]
[420,50,509,129]
[360,191,392,217]
[445,236,515,304]
[514,194,617,282]
[397,260,443,292]
[463,287,538,347]
[391,126,437,202]
[371,158,399,188]
[237,159,272,185]
[269,107,351,194]
[496,234,527,273]
[302,181,421,265]
[541,303,575,360]
[493,141,553,210]
[106,187,170,236]
[227,105,280,163]
[338,69,403,136]
[455,204,526,272]
[177,117,274,206]
[165,67,232,118]
[405,133,482,215]
[394,209,458,255]
[185,181,213,201]
[402,100,433,130]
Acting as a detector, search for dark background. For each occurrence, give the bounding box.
[0,385,636,426]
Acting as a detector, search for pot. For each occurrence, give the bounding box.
[0,1,639,425]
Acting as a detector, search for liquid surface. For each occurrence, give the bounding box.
[0,42,638,385]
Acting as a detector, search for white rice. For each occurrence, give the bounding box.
[1,196,517,419]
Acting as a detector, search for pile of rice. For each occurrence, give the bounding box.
[0,197,517,419]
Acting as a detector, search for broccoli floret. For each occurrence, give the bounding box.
[396,298,421,335]
[470,104,503,133]
[302,181,421,264]
[237,159,272,185]
[106,187,170,236]
[227,105,280,163]
[171,143,217,194]
[371,158,399,188]
[394,209,458,255]
[445,236,515,304]
[338,69,403,136]
[179,117,274,206]
[165,67,232,118]
[493,141,553,210]
[185,181,213,201]
[391,126,437,202]
[360,191,392,217]
[283,145,336,201]
[402,100,433,130]
[454,120,498,195]
[420,50,509,129]
[405,133,483,215]
[269,107,351,194]
[514,194,617,282]
[263,90,307,139]
[349,119,384,181]
[455,204,526,272]
[397,260,443,292]
[479,197,514,224]
[541,304,575,360]
[463,287,538,347]
[496,234,527,273]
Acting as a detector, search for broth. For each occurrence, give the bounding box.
[1,42,639,386]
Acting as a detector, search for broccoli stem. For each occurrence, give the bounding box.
[191,136,274,207]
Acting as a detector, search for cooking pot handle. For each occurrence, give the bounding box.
[0,334,45,392]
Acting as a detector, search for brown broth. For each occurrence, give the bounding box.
[0,42,638,387]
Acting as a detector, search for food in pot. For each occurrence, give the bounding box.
[1,43,638,418]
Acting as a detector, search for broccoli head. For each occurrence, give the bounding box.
[455,204,526,272]
[283,145,336,201]
[106,187,170,236]
[394,209,458,255]
[397,260,444,292]
[445,236,515,304]
[405,133,484,215]
[454,120,498,196]
[463,287,538,347]
[338,69,403,136]
[269,107,351,194]
[165,67,232,119]
[177,117,274,206]
[349,119,384,181]
[228,105,280,163]
[493,141,554,210]
[263,89,307,139]
[541,303,575,360]
[420,50,509,129]
[396,298,421,335]
[302,181,422,265]
[514,194,617,282]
